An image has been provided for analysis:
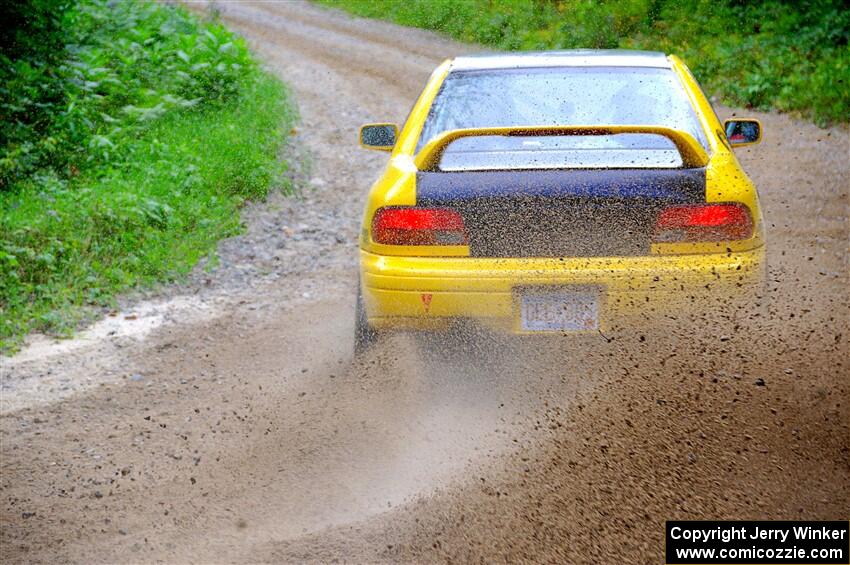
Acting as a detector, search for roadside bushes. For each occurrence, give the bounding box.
[317,0,849,125]
[1,0,260,188]
[1,0,294,351]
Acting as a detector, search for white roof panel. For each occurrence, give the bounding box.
[450,50,671,71]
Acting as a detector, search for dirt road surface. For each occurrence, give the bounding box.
[2,1,848,563]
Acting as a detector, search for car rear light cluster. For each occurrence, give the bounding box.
[653,203,753,243]
[372,207,467,246]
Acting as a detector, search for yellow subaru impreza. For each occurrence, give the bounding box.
[355,50,765,354]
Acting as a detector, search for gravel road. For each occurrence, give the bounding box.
[1,1,848,563]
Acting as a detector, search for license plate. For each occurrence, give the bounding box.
[519,290,599,332]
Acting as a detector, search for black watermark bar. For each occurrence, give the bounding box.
[666,521,849,564]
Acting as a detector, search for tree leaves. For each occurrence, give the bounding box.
[1,0,257,189]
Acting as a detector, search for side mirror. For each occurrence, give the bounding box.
[724,118,762,147]
[360,123,398,151]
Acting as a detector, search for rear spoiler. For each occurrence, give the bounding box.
[413,125,709,171]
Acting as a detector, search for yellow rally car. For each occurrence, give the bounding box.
[355,50,764,354]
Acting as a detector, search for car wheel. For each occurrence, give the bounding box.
[354,282,379,358]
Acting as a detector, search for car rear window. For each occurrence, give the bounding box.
[416,67,708,170]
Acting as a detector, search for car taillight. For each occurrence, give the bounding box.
[654,203,753,243]
[372,207,467,246]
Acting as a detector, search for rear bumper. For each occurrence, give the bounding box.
[360,246,766,332]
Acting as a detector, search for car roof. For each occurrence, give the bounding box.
[450,49,672,72]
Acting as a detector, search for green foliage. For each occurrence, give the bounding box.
[0,0,71,62]
[1,0,259,188]
[318,0,849,125]
[1,0,293,351]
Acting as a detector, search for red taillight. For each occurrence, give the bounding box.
[654,203,753,243]
[372,207,467,246]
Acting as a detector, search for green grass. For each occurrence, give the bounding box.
[1,1,295,352]
[316,0,849,125]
